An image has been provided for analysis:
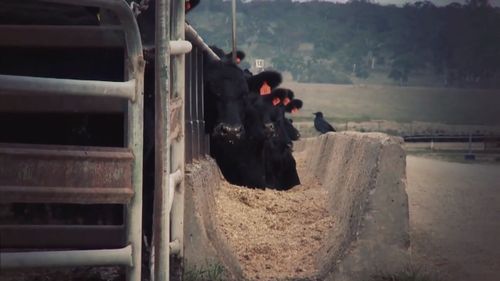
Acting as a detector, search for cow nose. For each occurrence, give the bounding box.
[214,123,245,139]
[264,122,275,135]
[221,124,241,134]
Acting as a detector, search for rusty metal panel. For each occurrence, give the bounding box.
[0,143,133,189]
[0,225,126,249]
[0,186,133,204]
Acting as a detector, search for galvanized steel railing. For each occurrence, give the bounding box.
[184,24,218,163]
[0,2,218,280]
[0,1,145,281]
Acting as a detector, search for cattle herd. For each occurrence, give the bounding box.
[204,46,303,190]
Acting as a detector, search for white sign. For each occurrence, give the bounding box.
[255,59,265,68]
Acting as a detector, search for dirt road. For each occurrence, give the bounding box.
[406,156,500,281]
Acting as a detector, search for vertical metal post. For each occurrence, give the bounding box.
[199,51,209,155]
[231,0,237,63]
[185,52,193,163]
[124,13,145,281]
[126,67,144,281]
[170,0,186,259]
[192,47,200,160]
[153,0,171,280]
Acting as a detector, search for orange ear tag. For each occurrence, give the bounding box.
[283,97,291,106]
[272,97,281,106]
[291,108,299,114]
[260,81,271,95]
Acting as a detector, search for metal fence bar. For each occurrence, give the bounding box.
[153,0,172,279]
[198,47,208,156]
[46,1,144,281]
[0,246,132,268]
[170,0,186,262]
[185,24,218,159]
[170,40,192,55]
[185,51,193,163]
[192,47,200,160]
[0,186,133,204]
[403,134,500,142]
[0,75,136,100]
[1,2,144,281]
[185,24,220,61]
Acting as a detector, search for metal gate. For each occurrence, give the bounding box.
[150,2,219,276]
[0,1,145,280]
[184,24,219,163]
[0,1,219,280]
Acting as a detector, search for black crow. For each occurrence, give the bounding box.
[313,112,336,134]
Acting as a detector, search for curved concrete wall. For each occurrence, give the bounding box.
[294,132,410,281]
[184,132,410,281]
[183,158,245,280]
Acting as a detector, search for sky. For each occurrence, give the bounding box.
[292,0,500,6]
[374,0,500,5]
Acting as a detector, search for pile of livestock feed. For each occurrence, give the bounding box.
[214,157,337,280]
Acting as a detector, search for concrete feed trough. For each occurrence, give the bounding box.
[184,132,410,281]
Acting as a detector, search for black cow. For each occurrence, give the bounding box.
[283,98,303,141]
[235,64,302,190]
[203,49,273,187]
[203,52,248,140]
[210,46,246,65]
[263,130,301,190]
[202,46,303,190]
[284,118,300,141]
[247,70,283,96]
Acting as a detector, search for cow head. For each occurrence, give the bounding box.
[204,57,248,142]
[246,70,283,95]
[286,99,303,114]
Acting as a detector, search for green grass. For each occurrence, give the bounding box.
[368,265,443,281]
[283,82,500,126]
[184,263,225,281]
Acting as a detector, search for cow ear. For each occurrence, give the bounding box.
[186,0,200,12]
[270,88,288,100]
[208,45,226,59]
[236,50,246,61]
[287,99,303,112]
[293,99,303,109]
[226,50,246,63]
[285,99,302,113]
[247,70,282,93]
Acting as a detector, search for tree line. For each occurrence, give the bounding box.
[188,0,500,88]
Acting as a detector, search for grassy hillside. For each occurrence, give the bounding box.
[282,83,500,126]
[188,0,500,87]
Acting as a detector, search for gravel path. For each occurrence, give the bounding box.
[406,156,500,281]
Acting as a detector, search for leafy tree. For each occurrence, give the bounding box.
[187,0,500,87]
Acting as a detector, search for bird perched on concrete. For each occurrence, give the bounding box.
[313,112,336,134]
